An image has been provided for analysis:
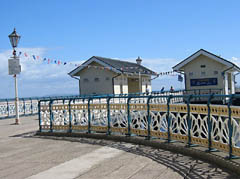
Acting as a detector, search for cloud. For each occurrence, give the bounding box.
[0,50,184,98]
[120,57,178,72]
[231,57,238,61]
[231,57,240,68]
[0,48,82,98]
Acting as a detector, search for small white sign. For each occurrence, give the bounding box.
[8,58,21,75]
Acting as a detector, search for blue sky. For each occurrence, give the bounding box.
[0,0,240,98]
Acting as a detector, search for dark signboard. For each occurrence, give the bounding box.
[190,78,218,86]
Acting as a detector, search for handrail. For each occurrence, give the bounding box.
[38,93,240,159]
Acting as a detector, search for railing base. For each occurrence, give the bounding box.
[126,134,137,137]
[166,140,178,143]
[186,143,199,148]
[226,155,240,160]
[145,136,151,140]
[205,148,219,152]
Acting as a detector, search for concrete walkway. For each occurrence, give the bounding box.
[0,116,237,179]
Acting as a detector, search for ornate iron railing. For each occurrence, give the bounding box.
[0,96,83,119]
[38,94,240,159]
[0,91,183,120]
[0,98,39,119]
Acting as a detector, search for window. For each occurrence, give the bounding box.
[200,65,206,68]
[83,78,89,82]
[189,72,193,76]
[214,71,218,75]
[201,71,206,76]
[94,77,100,82]
[105,77,110,81]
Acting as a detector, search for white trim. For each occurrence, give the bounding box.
[173,49,235,71]
[224,73,229,95]
[69,57,121,76]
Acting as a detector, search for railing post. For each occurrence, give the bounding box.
[49,100,53,132]
[127,97,132,136]
[68,99,73,133]
[6,99,10,118]
[147,96,152,140]
[23,99,26,116]
[63,99,67,125]
[38,100,42,132]
[167,95,172,143]
[207,94,215,152]
[107,97,111,135]
[227,94,234,159]
[30,98,33,114]
[187,95,193,147]
[88,98,92,134]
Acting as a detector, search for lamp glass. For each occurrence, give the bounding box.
[8,28,21,48]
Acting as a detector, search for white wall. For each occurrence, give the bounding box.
[76,63,153,95]
[77,62,116,95]
[183,55,226,93]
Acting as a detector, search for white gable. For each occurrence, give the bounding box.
[173,49,240,72]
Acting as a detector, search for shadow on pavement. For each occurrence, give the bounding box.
[18,133,238,179]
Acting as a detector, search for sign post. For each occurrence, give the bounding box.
[8,28,21,125]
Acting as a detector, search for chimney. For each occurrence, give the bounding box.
[136,56,142,65]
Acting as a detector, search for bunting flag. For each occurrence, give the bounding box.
[18,51,178,77]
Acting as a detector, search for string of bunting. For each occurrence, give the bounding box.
[18,51,179,77]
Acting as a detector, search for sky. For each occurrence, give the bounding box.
[0,0,240,98]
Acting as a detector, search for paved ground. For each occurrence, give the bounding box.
[0,116,238,179]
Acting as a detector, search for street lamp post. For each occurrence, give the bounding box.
[8,28,21,125]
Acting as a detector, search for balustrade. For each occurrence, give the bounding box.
[38,94,240,159]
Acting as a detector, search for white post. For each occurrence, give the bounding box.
[231,73,235,94]
[139,72,141,93]
[14,74,20,124]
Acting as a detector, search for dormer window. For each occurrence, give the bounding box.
[94,77,100,82]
